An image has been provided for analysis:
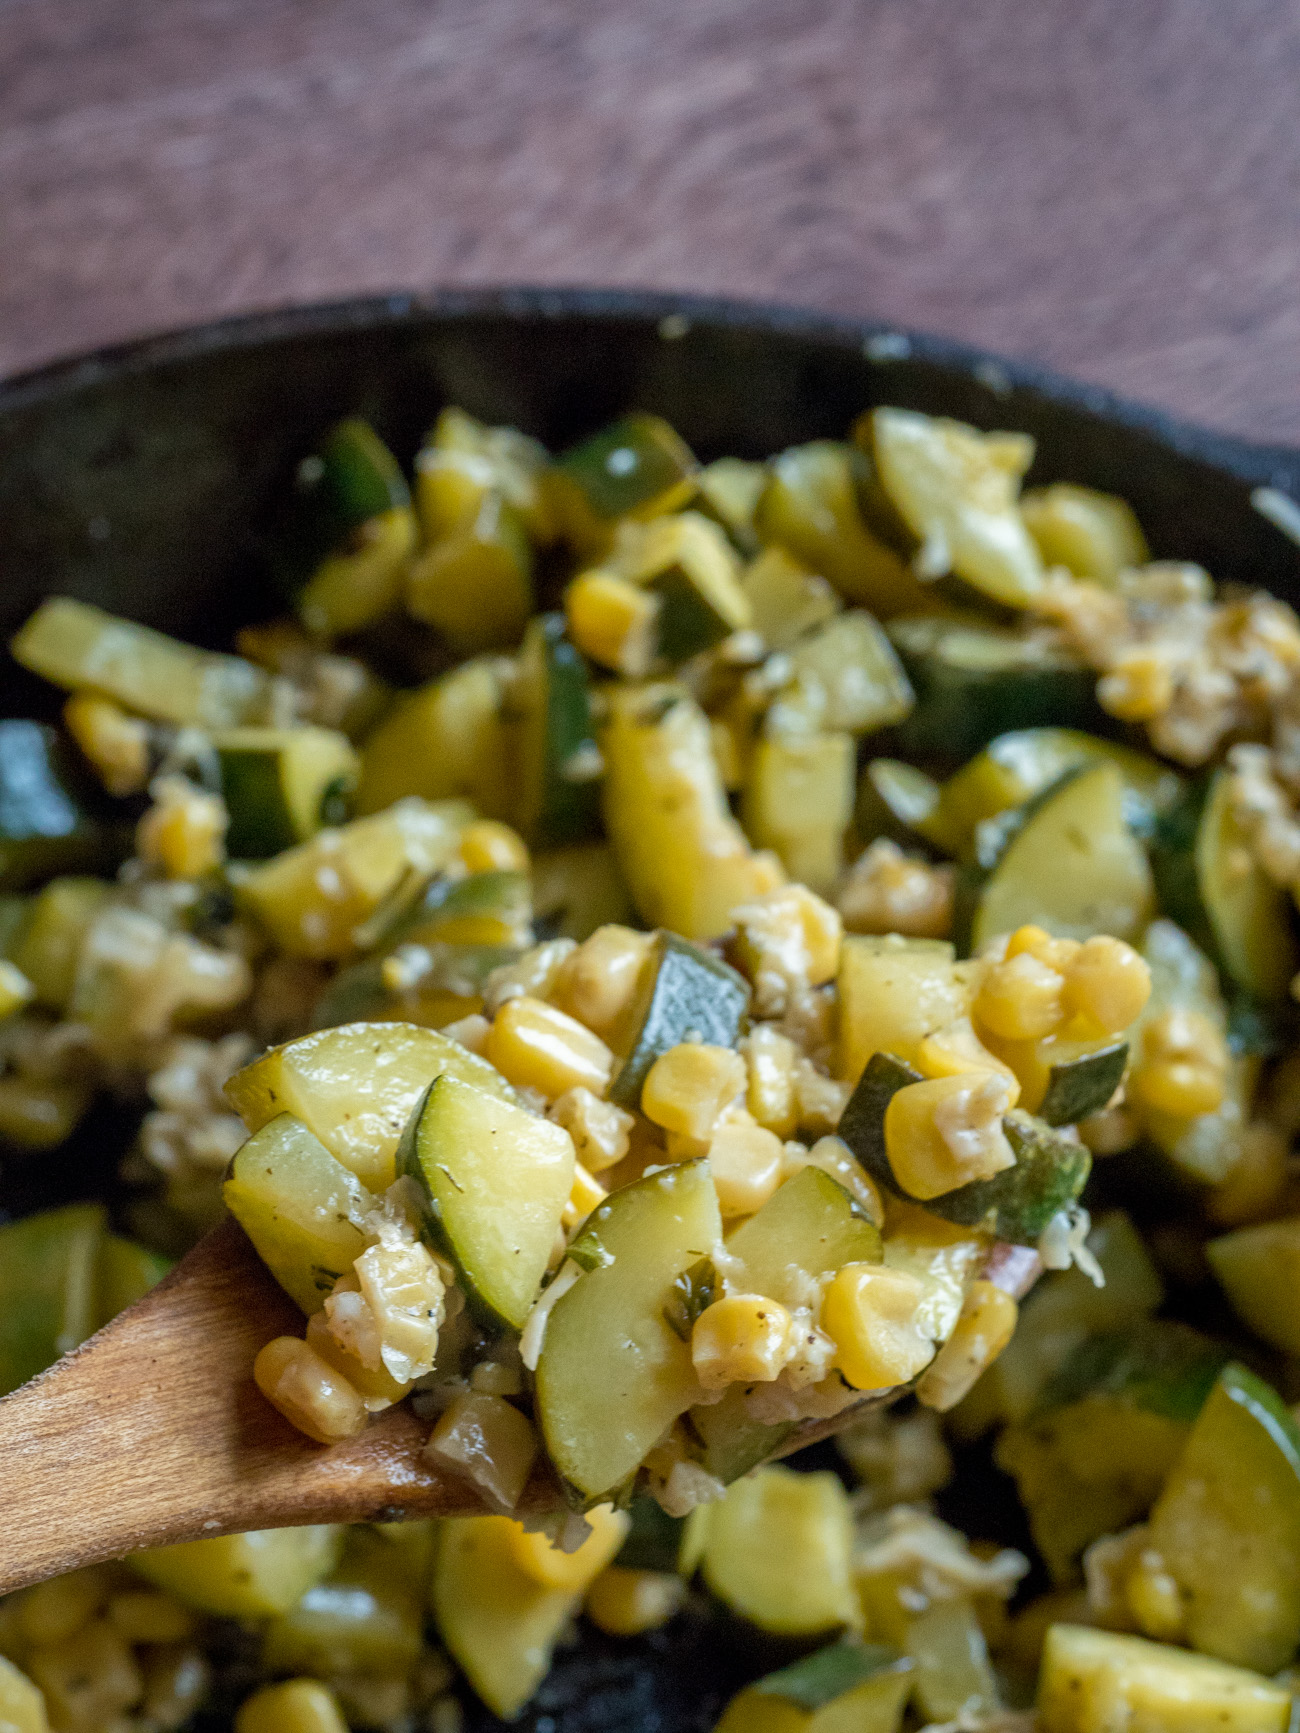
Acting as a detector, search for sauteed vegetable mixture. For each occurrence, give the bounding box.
[3,402,1300,1732]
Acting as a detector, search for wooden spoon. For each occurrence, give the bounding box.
[0,1219,1043,1599]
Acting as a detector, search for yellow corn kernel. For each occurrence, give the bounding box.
[64,691,152,797]
[136,774,227,880]
[106,1589,196,1644]
[916,1280,1019,1412]
[642,1043,747,1141]
[424,1389,539,1512]
[563,1160,608,1230]
[707,1111,785,1217]
[585,1566,686,1636]
[549,925,655,1045]
[304,1309,408,1411]
[884,1072,1016,1200]
[914,1016,1021,1105]
[17,1565,113,1646]
[0,959,34,1022]
[1098,649,1175,722]
[1131,1007,1228,1117]
[549,1085,634,1172]
[1125,1549,1187,1643]
[565,570,660,676]
[1005,923,1082,973]
[741,1024,799,1139]
[235,1678,350,1733]
[822,1263,935,1391]
[252,1336,368,1444]
[509,1504,631,1591]
[974,950,1067,1042]
[457,819,530,874]
[1062,935,1152,1034]
[486,994,615,1099]
[690,1294,794,1389]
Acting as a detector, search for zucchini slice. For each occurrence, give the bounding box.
[0,1202,106,1398]
[552,414,697,551]
[398,1073,574,1332]
[1036,1040,1128,1127]
[12,597,272,729]
[887,614,1099,763]
[958,1210,1163,1436]
[95,1234,172,1328]
[133,1528,343,1620]
[740,546,841,651]
[535,1160,722,1503]
[216,726,358,859]
[223,1113,372,1314]
[905,1597,999,1725]
[432,1515,621,1720]
[275,418,411,586]
[725,1165,882,1305]
[688,1384,797,1488]
[755,441,927,616]
[838,1052,1090,1243]
[530,843,635,941]
[610,930,750,1109]
[0,720,117,890]
[262,1526,427,1678]
[835,934,972,1081]
[617,511,752,661]
[1038,1624,1291,1733]
[855,759,950,853]
[858,408,1044,608]
[956,763,1155,951]
[1150,1363,1300,1674]
[741,732,856,896]
[422,405,555,544]
[995,1321,1228,1581]
[601,683,781,940]
[511,613,602,847]
[354,656,510,819]
[273,420,415,638]
[225,1020,518,1193]
[696,456,767,555]
[701,1465,859,1639]
[1208,1216,1300,1356]
[1020,481,1149,585]
[1152,768,1297,1002]
[9,876,111,1010]
[715,1642,913,1733]
[768,612,914,738]
[233,796,471,961]
[936,726,1184,857]
[406,491,534,654]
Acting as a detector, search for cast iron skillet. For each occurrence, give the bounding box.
[3,287,1300,1732]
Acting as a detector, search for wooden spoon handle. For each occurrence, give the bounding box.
[0,1219,497,1597]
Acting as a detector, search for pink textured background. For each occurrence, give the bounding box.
[3,0,1299,443]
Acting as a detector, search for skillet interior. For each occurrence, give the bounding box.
[2,287,1299,1731]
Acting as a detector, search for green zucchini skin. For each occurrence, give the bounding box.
[555,414,696,523]
[1037,1041,1129,1127]
[519,614,603,848]
[613,1497,687,1574]
[1031,1320,1228,1425]
[837,1051,1091,1244]
[272,418,410,593]
[887,615,1103,764]
[0,721,118,890]
[1152,770,1299,1004]
[609,931,751,1110]
[398,1072,573,1333]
